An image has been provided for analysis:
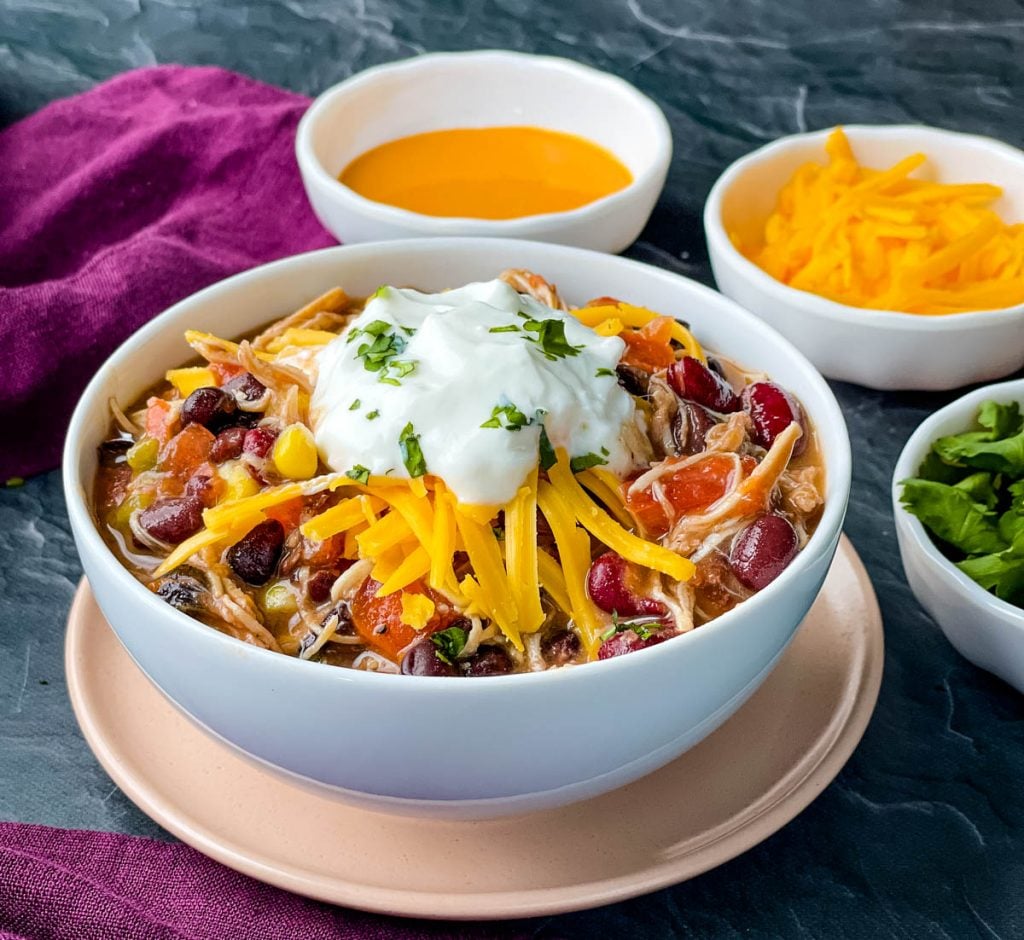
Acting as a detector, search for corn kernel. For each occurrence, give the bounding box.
[272,424,318,480]
[125,437,159,472]
[218,461,260,502]
[166,366,216,398]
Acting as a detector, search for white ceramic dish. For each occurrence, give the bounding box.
[295,51,672,252]
[63,238,851,819]
[893,379,1024,692]
[705,125,1024,391]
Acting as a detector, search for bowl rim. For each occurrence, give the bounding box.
[63,237,852,690]
[891,376,1024,626]
[295,49,673,231]
[704,123,1024,328]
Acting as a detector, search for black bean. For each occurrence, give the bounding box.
[98,438,132,467]
[671,402,718,456]
[138,497,203,544]
[401,639,458,676]
[616,363,650,397]
[541,629,581,666]
[223,372,267,403]
[180,386,238,432]
[154,568,208,613]
[227,519,285,585]
[463,645,514,676]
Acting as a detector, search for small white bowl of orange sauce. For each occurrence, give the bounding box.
[295,51,672,253]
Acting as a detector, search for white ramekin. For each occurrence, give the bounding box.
[64,238,851,819]
[893,378,1024,692]
[705,125,1024,391]
[295,51,672,253]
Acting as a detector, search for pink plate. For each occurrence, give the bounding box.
[66,535,882,920]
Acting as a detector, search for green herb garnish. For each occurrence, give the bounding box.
[489,324,521,334]
[366,409,380,421]
[346,465,371,484]
[347,319,417,385]
[520,316,584,361]
[900,400,1024,606]
[538,424,557,471]
[399,423,427,478]
[595,367,616,378]
[481,403,532,431]
[431,625,467,665]
[600,613,657,643]
[569,448,610,474]
[349,399,361,411]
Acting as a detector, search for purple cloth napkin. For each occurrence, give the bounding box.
[0,65,336,482]
[0,822,527,939]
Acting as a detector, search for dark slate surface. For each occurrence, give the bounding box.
[2,1,1023,936]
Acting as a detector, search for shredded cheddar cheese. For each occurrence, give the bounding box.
[738,126,1024,314]
[573,303,707,361]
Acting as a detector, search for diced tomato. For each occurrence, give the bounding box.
[210,362,245,385]
[144,398,175,444]
[624,453,738,536]
[159,424,215,479]
[350,578,458,661]
[620,316,676,372]
[264,496,304,533]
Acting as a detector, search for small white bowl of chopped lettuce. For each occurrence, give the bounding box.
[893,379,1024,692]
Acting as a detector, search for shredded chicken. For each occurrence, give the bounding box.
[647,375,679,458]
[460,616,497,657]
[331,559,373,603]
[665,422,802,556]
[250,287,352,349]
[238,340,314,395]
[109,398,141,436]
[193,548,282,651]
[499,269,569,311]
[778,465,824,516]
[704,412,752,455]
[651,576,697,634]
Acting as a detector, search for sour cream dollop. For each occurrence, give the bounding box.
[310,280,638,505]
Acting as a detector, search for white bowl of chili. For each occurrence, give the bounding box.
[705,125,1024,391]
[64,238,851,819]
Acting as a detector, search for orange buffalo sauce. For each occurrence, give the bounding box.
[339,126,632,220]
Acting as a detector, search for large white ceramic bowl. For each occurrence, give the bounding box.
[705,125,1024,391]
[64,239,851,819]
[295,51,672,252]
[893,379,1024,692]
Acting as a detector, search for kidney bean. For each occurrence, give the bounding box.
[307,562,354,604]
[587,552,668,618]
[243,426,278,458]
[227,519,285,585]
[729,514,799,591]
[671,401,718,456]
[210,427,247,463]
[667,356,741,413]
[180,387,237,432]
[401,639,458,676]
[464,645,514,676]
[137,496,203,544]
[598,627,678,660]
[223,372,267,404]
[741,382,807,455]
[541,629,581,666]
[184,470,218,507]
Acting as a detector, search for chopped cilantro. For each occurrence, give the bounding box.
[489,324,521,334]
[538,424,557,471]
[348,319,418,385]
[481,403,532,431]
[399,423,427,478]
[600,614,657,643]
[345,465,371,484]
[431,625,468,665]
[349,399,361,411]
[366,409,380,421]
[520,317,584,361]
[595,367,616,378]
[371,286,389,299]
[570,451,610,473]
